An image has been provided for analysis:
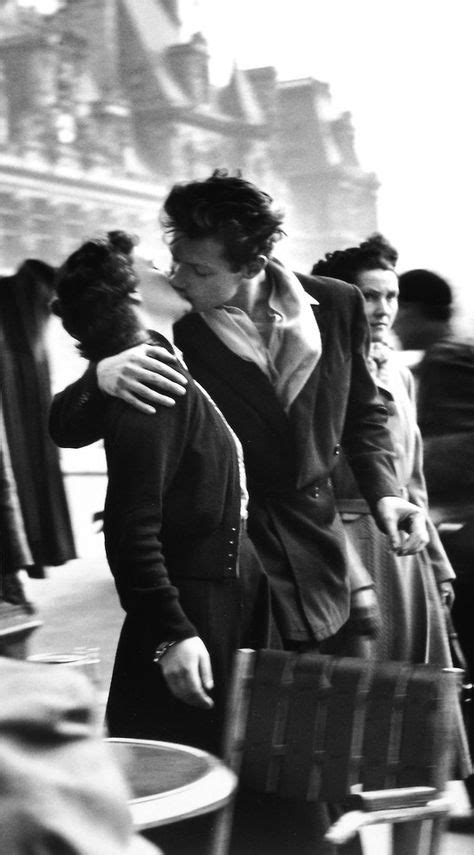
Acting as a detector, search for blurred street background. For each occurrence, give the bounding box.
[26,467,117,690]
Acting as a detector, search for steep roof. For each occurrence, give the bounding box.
[219,65,265,125]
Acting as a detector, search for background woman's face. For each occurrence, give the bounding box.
[356,268,399,344]
[134,256,192,322]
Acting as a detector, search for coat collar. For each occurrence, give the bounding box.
[174,273,328,437]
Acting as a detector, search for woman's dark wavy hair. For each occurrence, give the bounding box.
[53,231,143,361]
[311,233,398,285]
[161,169,285,269]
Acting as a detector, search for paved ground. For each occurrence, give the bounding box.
[27,472,119,700]
[24,473,474,854]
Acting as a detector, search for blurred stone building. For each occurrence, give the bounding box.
[0,0,378,275]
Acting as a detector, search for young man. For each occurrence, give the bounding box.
[50,171,428,656]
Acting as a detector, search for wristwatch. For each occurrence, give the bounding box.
[153,640,179,664]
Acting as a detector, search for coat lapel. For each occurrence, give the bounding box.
[288,301,326,476]
[175,314,290,437]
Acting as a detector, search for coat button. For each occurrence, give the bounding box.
[334,444,341,456]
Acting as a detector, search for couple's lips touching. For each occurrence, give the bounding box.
[173,287,192,307]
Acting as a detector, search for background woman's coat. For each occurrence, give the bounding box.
[0,260,76,576]
[334,350,454,664]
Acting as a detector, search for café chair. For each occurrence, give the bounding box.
[210,648,461,855]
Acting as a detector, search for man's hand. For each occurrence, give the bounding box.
[158,637,214,709]
[376,496,429,555]
[97,343,188,413]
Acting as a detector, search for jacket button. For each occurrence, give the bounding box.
[334,444,341,455]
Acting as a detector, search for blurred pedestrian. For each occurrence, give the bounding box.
[0,259,76,576]
[396,268,474,517]
[396,266,474,816]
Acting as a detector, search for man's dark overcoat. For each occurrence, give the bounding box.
[173,268,400,642]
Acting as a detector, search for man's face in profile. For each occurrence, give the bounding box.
[168,235,247,312]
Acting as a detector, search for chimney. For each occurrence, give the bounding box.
[165,32,210,106]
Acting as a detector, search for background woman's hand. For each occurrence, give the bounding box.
[96,342,188,413]
[348,586,381,637]
[158,637,214,709]
[438,580,455,609]
[376,496,429,555]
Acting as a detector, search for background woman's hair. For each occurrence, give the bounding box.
[311,233,398,285]
[53,231,143,361]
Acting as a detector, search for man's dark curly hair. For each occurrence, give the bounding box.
[161,169,285,270]
[311,233,398,285]
[53,231,144,361]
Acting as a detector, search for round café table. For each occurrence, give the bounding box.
[105,737,238,831]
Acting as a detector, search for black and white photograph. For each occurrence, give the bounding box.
[0,2,473,853]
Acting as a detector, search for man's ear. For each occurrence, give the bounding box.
[243,255,268,279]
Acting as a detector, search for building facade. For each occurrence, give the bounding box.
[0,0,379,275]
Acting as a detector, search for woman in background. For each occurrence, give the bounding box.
[312,234,456,666]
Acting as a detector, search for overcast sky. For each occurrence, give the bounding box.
[181,0,474,324]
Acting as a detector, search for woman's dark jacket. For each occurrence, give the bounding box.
[50,335,252,750]
[103,348,243,644]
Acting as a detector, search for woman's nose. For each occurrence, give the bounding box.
[375,298,389,315]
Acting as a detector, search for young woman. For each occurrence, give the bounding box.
[52,231,268,754]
